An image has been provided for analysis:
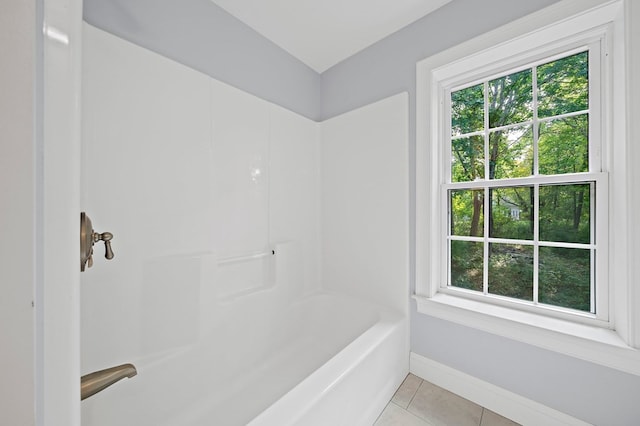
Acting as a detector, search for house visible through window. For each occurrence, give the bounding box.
[442,45,608,321]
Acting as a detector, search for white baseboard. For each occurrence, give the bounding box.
[409,352,590,426]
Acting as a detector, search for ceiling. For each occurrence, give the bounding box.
[209,0,452,73]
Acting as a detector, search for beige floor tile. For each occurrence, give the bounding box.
[480,409,520,426]
[391,374,423,409]
[407,381,483,426]
[374,402,432,426]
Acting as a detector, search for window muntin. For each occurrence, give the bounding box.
[443,47,606,319]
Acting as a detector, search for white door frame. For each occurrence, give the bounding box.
[39,0,82,423]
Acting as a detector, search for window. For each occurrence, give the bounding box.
[415,0,640,375]
[444,48,608,323]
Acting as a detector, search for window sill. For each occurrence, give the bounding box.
[413,293,640,376]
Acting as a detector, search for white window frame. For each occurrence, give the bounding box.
[441,41,608,325]
[415,0,640,375]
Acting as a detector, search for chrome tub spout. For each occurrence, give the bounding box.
[81,363,137,400]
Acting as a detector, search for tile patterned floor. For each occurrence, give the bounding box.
[375,374,520,426]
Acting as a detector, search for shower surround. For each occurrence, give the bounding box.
[81,24,408,425]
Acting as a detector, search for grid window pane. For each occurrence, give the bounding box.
[450,189,484,237]
[489,125,533,179]
[539,183,591,244]
[450,240,483,292]
[451,83,484,136]
[488,243,533,300]
[489,186,534,240]
[451,135,484,182]
[537,51,589,118]
[444,48,600,316]
[539,115,589,175]
[488,69,533,128]
[539,247,591,312]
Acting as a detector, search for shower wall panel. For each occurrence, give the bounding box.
[81,24,320,425]
[321,93,409,315]
[81,23,213,372]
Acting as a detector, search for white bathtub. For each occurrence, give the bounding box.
[175,291,407,425]
[82,291,407,426]
[248,294,408,426]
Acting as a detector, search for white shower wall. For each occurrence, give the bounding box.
[82,23,321,421]
[81,23,407,425]
[321,94,409,315]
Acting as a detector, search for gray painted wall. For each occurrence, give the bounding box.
[413,314,640,425]
[1,1,37,424]
[83,0,640,423]
[322,1,640,424]
[83,0,322,121]
[320,0,559,119]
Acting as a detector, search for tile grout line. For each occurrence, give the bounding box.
[405,378,431,422]
[389,400,404,409]
[390,400,432,426]
[406,377,424,409]
[385,376,520,426]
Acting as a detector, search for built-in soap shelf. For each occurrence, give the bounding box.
[217,249,275,265]
[216,247,277,302]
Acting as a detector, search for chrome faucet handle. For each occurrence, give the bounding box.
[94,231,114,260]
[81,212,114,271]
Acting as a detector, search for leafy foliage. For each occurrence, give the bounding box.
[539,116,588,175]
[539,247,591,311]
[452,84,483,136]
[488,244,533,301]
[448,51,592,312]
[451,240,483,292]
[537,52,589,117]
